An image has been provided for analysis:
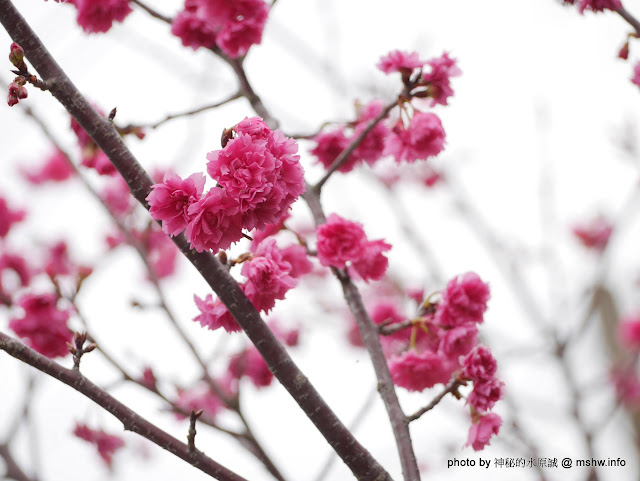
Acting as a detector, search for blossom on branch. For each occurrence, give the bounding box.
[465,413,502,451]
[384,112,446,163]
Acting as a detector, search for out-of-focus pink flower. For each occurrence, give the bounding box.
[80,148,117,176]
[0,197,26,239]
[384,112,446,163]
[465,413,501,451]
[311,129,358,172]
[435,272,490,327]
[21,148,74,184]
[72,0,132,33]
[462,346,498,383]
[377,50,424,75]
[611,367,640,406]
[148,172,206,236]
[0,252,33,303]
[618,314,640,351]
[228,346,273,388]
[467,377,503,412]
[101,176,134,217]
[174,380,232,422]
[193,293,242,333]
[422,52,461,106]
[185,188,243,252]
[577,0,622,14]
[632,62,640,89]
[171,0,268,58]
[44,240,74,278]
[572,216,613,251]
[281,244,313,279]
[9,293,72,358]
[352,100,391,165]
[140,366,157,390]
[349,238,392,282]
[388,350,452,391]
[73,423,125,468]
[316,214,367,268]
[144,229,179,280]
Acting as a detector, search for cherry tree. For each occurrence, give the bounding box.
[1,1,640,481]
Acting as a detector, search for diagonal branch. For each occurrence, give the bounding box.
[0,3,392,480]
[0,332,248,481]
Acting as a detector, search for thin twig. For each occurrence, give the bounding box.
[406,377,461,423]
[137,91,242,130]
[0,443,35,481]
[313,100,397,193]
[131,0,173,24]
[0,332,249,481]
[616,6,640,36]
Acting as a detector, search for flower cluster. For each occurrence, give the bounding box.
[8,293,73,358]
[310,51,458,173]
[316,213,391,282]
[194,238,311,332]
[172,0,269,58]
[7,43,28,107]
[381,272,502,450]
[73,423,125,468]
[148,117,305,253]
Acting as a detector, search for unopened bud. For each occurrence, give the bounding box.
[17,86,28,100]
[9,42,24,66]
[619,41,630,60]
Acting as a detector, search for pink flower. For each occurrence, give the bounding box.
[618,314,640,351]
[147,172,206,236]
[611,367,640,406]
[467,377,503,412]
[388,350,452,391]
[206,122,305,231]
[144,229,179,280]
[228,346,273,388]
[140,367,157,390]
[235,116,271,139]
[352,100,391,165]
[439,323,478,361]
[80,148,117,176]
[349,239,392,282]
[73,0,132,33]
[311,129,358,173]
[45,240,78,278]
[185,188,243,252]
[435,272,490,327]
[73,423,125,468]
[422,52,461,106]
[377,50,424,75]
[101,176,134,217]
[9,293,72,358]
[572,216,613,251]
[0,197,26,238]
[316,214,367,268]
[384,112,446,163]
[171,0,268,58]
[0,252,33,303]
[193,293,242,333]
[632,62,640,89]
[21,148,74,184]
[280,244,313,278]
[465,413,501,451]
[174,381,231,422]
[462,346,498,383]
[242,256,296,313]
[577,0,621,14]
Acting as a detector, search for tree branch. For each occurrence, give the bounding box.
[406,377,461,423]
[302,187,420,481]
[616,6,640,36]
[0,3,391,479]
[0,332,248,481]
[313,100,397,193]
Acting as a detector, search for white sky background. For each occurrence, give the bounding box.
[2,0,640,481]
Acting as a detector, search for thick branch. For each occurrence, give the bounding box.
[0,3,391,480]
[0,332,248,481]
